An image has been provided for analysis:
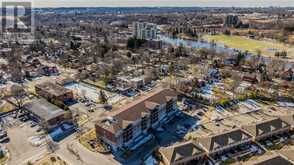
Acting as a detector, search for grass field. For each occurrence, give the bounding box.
[203,34,294,60]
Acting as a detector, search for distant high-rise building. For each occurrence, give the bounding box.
[133,22,158,40]
[224,15,239,28]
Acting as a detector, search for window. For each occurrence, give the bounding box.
[166,99,174,113]
[151,108,159,124]
[123,125,133,143]
[141,117,148,130]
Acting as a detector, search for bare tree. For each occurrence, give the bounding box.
[8,46,24,82]
[10,85,26,109]
[231,72,242,99]
[99,90,108,104]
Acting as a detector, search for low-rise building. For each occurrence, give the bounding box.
[95,88,178,151]
[24,99,71,130]
[159,141,206,165]
[116,75,149,90]
[242,118,291,141]
[35,81,74,107]
[244,149,294,165]
[280,114,294,130]
[196,128,252,157]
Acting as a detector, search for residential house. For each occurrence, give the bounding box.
[115,75,151,92]
[35,81,74,107]
[95,88,178,151]
[242,73,259,84]
[281,68,294,81]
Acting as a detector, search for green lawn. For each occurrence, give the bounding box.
[203,34,294,60]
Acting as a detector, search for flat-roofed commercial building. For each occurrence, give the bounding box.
[24,99,71,130]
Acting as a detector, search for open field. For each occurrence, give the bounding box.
[203,34,294,60]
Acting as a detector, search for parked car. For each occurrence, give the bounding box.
[0,136,9,143]
[20,116,30,122]
[30,121,37,127]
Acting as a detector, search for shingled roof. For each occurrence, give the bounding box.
[159,141,204,164]
[280,114,294,127]
[245,151,294,165]
[196,128,252,152]
[96,88,178,134]
[242,118,290,137]
[35,81,72,97]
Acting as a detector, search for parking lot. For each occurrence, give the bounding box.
[155,112,199,147]
[0,115,48,164]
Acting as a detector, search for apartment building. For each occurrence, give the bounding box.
[95,88,178,151]
[133,22,158,40]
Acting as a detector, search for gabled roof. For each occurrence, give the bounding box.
[245,151,294,165]
[280,114,294,127]
[159,141,204,164]
[278,148,294,163]
[96,88,178,134]
[35,81,72,97]
[197,129,252,152]
[242,118,290,137]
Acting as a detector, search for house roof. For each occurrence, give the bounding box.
[159,141,204,164]
[24,99,66,121]
[197,128,252,152]
[279,114,294,127]
[35,81,72,97]
[96,88,178,134]
[245,150,294,165]
[242,118,290,137]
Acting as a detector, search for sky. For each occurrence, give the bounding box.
[32,0,294,8]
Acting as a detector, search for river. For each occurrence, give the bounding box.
[160,35,293,68]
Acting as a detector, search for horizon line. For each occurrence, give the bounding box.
[32,6,294,9]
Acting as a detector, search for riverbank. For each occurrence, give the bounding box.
[203,34,294,61]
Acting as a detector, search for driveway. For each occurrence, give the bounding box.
[56,138,119,165]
